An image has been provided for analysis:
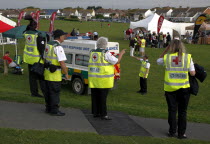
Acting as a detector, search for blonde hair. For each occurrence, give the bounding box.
[169,39,186,60]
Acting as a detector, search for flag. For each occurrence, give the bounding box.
[30,12,36,19]
[35,11,40,29]
[157,15,164,34]
[192,14,206,40]
[17,11,25,26]
[49,12,57,33]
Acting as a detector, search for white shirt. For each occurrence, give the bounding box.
[93,32,98,36]
[157,57,195,71]
[104,51,118,65]
[140,59,150,69]
[53,40,67,62]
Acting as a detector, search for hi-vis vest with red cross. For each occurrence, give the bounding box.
[23,32,43,65]
[44,41,62,82]
[163,52,191,92]
[88,49,115,88]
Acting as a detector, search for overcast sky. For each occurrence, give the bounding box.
[1,0,210,9]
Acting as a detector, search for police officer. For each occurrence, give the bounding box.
[157,38,196,139]
[44,29,68,116]
[23,15,47,98]
[88,37,126,120]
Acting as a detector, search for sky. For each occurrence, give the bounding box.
[0,0,210,10]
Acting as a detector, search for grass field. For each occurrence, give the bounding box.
[0,19,209,143]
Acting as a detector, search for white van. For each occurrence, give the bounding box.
[61,39,120,94]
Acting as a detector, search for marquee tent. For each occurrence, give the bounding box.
[0,14,16,33]
[130,13,193,36]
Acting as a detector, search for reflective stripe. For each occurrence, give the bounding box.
[24,51,41,57]
[45,55,57,60]
[166,68,188,71]
[45,68,61,71]
[140,70,146,74]
[164,81,189,86]
[88,74,114,78]
[88,63,112,66]
[26,43,37,47]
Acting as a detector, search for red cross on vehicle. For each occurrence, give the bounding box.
[172,57,181,65]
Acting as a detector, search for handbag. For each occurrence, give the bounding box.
[30,57,44,76]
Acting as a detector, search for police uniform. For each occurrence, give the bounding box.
[44,40,67,114]
[88,48,118,119]
[23,30,47,97]
[138,58,150,94]
[157,52,195,137]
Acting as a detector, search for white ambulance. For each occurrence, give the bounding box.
[61,39,120,95]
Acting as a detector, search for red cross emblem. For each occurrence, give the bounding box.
[172,57,181,65]
[26,35,32,43]
[92,53,98,62]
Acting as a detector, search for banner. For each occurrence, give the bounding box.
[192,14,206,40]
[17,11,25,26]
[157,15,164,34]
[49,12,57,33]
[35,11,40,29]
[30,12,36,19]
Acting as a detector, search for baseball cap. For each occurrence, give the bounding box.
[53,29,68,38]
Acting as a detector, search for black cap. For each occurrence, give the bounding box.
[53,29,68,38]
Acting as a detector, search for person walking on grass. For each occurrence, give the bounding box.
[135,55,150,95]
[157,38,195,139]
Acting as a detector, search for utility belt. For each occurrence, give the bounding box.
[44,61,61,73]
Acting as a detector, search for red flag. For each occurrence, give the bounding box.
[49,12,57,33]
[30,12,36,19]
[17,11,25,26]
[157,15,164,34]
[35,11,40,29]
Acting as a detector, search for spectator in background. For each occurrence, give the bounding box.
[2,51,23,74]
[166,32,171,47]
[129,36,136,56]
[151,32,158,48]
[93,31,99,40]
[158,32,164,48]
[76,29,80,36]
[139,36,146,56]
[125,28,131,40]
[70,28,76,36]
[3,51,17,68]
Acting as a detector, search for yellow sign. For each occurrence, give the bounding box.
[195,15,206,25]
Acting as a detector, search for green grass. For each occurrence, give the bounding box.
[0,128,209,144]
[0,19,210,143]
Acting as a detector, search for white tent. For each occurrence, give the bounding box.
[130,13,193,37]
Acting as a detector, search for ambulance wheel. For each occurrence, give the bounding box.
[72,78,85,95]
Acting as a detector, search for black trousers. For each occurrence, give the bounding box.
[91,88,110,117]
[140,77,147,93]
[44,81,61,113]
[28,64,46,96]
[165,88,190,135]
